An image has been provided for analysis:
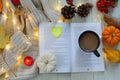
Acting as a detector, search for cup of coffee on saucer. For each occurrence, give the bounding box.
[78,30,100,57]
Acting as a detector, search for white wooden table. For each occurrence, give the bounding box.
[31,0,120,80]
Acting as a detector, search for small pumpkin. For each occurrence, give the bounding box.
[102,26,120,46]
[0,0,2,13]
[37,52,57,73]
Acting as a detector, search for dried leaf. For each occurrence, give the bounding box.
[103,48,120,63]
[104,14,120,29]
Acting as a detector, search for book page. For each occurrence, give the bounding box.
[39,22,71,73]
[71,23,105,72]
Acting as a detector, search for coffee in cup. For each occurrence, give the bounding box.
[78,31,100,57]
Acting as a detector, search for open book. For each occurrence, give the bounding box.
[39,22,105,73]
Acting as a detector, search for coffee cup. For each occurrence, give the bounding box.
[78,30,100,57]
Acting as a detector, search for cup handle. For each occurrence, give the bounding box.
[93,50,100,57]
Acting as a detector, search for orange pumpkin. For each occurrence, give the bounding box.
[0,0,2,13]
[102,26,120,46]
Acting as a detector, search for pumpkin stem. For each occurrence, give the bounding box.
[111,34,115,37]
[45,60,49,64]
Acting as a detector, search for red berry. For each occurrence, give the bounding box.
[66,0,73,5]
[106,3,111,8]
[111,2,115,8]
[101,3,105,7]
[106,1,111,4]
[11,0,20,5]
[97,2,101,8]
[24,56,34,66]
[103,0,107,3]
[99,8,105,12]
[104,8,108,13]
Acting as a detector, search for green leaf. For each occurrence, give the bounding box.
[114,0,118,3]
[51,26,62,38]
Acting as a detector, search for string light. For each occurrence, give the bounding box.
[11,55,23,71]
[33,28,38,37]
[0,67,6,73]
[77,3,82,7]
[5,72,9,78]
[3,13,8,20]
[26,41,30,45]
[57,16,67,22]
[17,26,20,30]
[28,14,32,22]
[6,0,10,9]
[58,18,64,22]
[6,1,9,8]
[15,55,23,67]
[17,55,22,61]
[55,0,61,12]
[12,9,21,31]
[5,44,11,51]
[55,6,61,12]
[13,18,16,25]
[28,36,31,40]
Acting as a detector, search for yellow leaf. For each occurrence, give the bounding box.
[0,24,10,49]
[103,48,120,63]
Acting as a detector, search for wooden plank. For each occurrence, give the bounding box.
[31,74,58,80]
[71,73,94,80]
[57,73,71,80]
[94,72,105,80]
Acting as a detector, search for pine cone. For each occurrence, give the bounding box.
[77,3,93,17]
[61,5,76,19]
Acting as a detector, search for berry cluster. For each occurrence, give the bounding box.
[96,0,115,13]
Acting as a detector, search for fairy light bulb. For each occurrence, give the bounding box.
[15,55,23,67]
[77,3,82,7]
[17,55,22,60]
[58,19,63,22]
[6,2,9,8]
[3,13,8,20]
[13,18,16,25]
[28,15,32,21]
[0,67,6,73]
[29,28,39,42]
[5,44,11,51]
[6,0,10,9]
[55,0,61,12]
[17,26,20,30]
[5,72,9,78]
[33,28,38,37]
[55,6,61,12]
[57,16,65,22]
